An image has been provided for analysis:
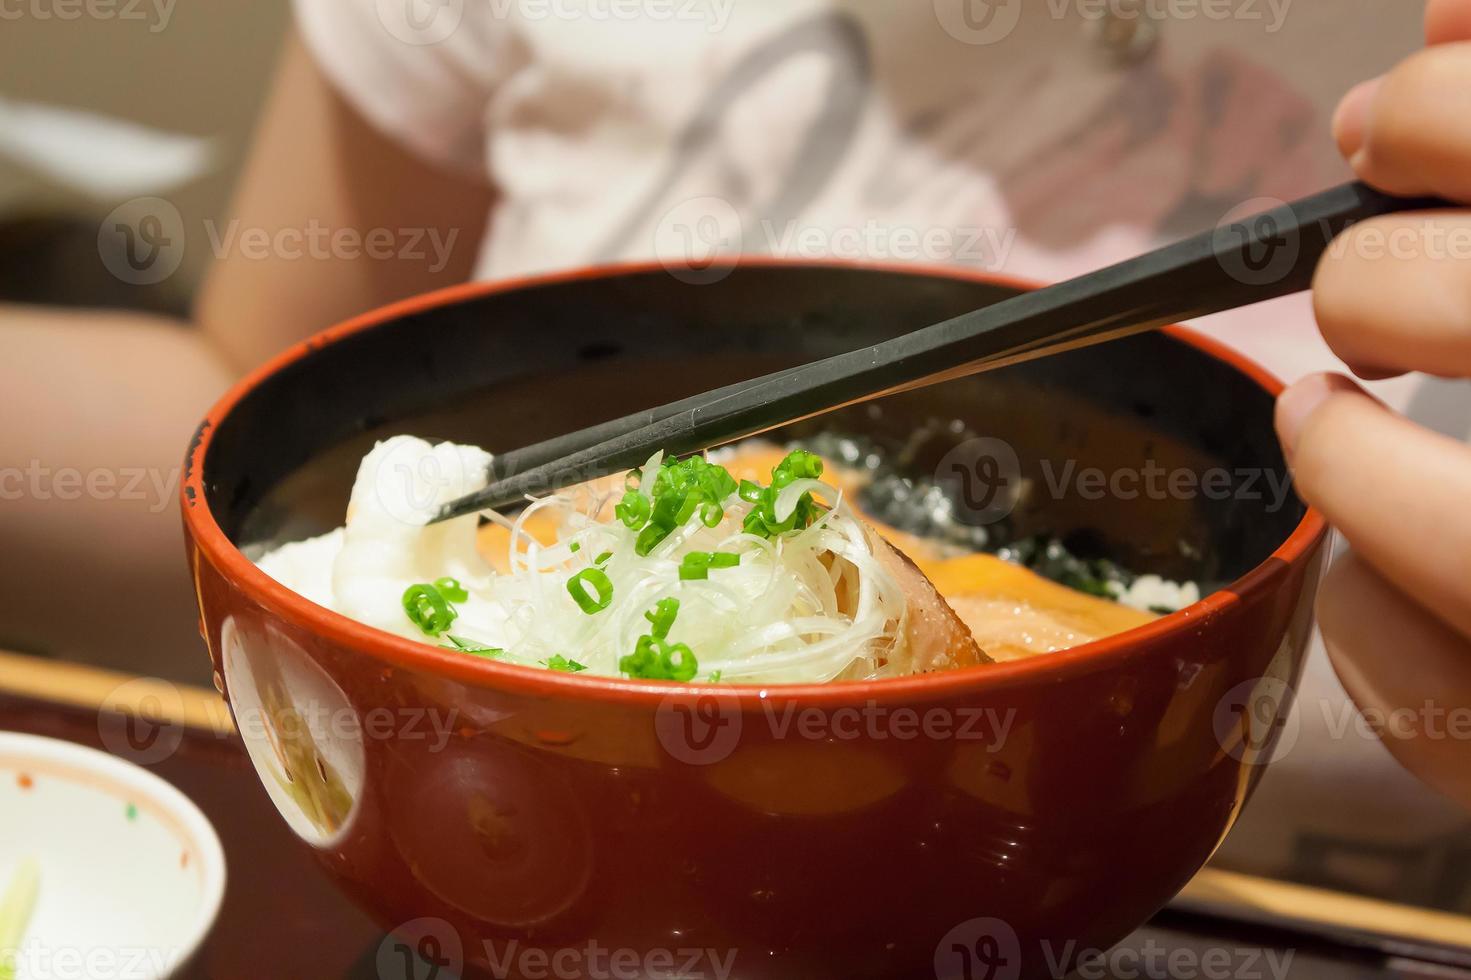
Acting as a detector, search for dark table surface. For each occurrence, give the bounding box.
[4,684,1469,980]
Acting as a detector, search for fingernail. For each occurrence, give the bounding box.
[1332,77,1385,159]
[1276,374,1359,459]
[1347,362,1404,382]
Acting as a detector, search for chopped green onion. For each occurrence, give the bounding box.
[623,597,699,682]
[567,568,614,614]
[679,552,711,581]
[619,635,698,682]
[635,523,669,556]
[594,551,613,565]
[652,489,693,528]
[740,450,827,540]
[569,542,581,553]
[708,670,723,683]
[644,598,680,639]
[781,449,824,479]
[445,635,504,658]
[615,490,651,530]
[622,456,740,557]
[678,551,740,581]
[402,583,458,636]
[545,655,588,673]
[433,576,469,603]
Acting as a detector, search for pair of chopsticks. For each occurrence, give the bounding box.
[433,182,1448,524]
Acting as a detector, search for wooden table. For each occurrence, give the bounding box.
[3,650,1469,979]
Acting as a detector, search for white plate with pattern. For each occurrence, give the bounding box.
[0,732,225,979]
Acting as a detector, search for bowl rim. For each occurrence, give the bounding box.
[183,257,1329,707]
[0,731,228,968]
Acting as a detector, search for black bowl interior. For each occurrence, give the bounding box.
[204,265,1302,592]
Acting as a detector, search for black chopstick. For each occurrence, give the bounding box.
[434,182,1449,522]
[485,364,809,482]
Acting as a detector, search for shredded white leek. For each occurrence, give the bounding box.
[259,437,912,684]
[0,857,39,980]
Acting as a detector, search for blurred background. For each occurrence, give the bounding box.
[0,3,288,309]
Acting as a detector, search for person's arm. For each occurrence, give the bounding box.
[0,31,493,679]
[195,30,491,370]
[1279,0,1471,810]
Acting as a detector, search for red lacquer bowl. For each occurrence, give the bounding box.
[182,262,1328,979]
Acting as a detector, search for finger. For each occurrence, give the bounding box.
[1276,373,1471,639]
[1318,550,1471,812]
[1341,1,1471,161]
[1347,43,1471,201]
[1335,2,1471,162]
[1332,77,1383,161]
[1426,0,1471,45]
[1313,211,1471,378]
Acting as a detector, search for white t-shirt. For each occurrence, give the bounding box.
[294,0,1471,906]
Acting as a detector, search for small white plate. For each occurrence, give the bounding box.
[0,732,226,979]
